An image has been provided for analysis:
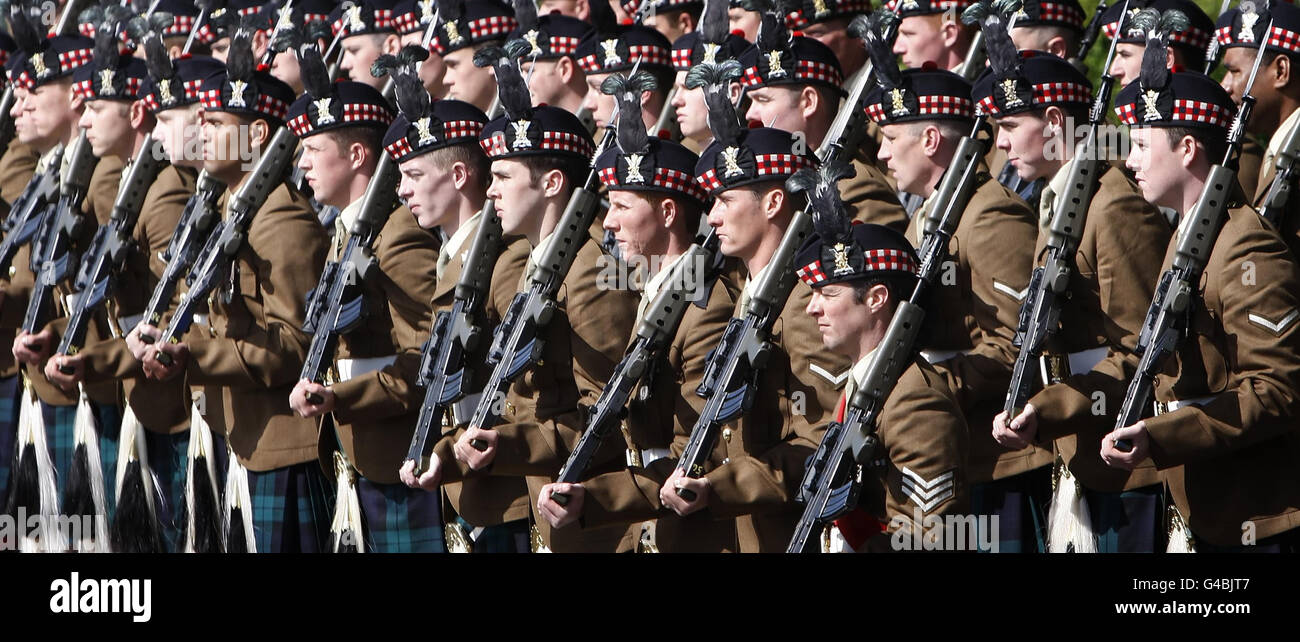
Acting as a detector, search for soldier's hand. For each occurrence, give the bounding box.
[44,354,84,391]
[143,341,189,381]
[660,468,709,517]
[537,482,584,529]
[126,323,160,361]
[399,455,442,491]
[992,403,1037,450]
[1100,421,1149,471]
[454,426,497,470]
[13,328,53,365]
[290,379,334,417]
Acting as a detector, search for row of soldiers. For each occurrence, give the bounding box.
[0,0,1296,554]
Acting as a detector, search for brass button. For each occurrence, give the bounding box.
[7,265,15,278]
[505,402,515,416]
[722,428,732,443]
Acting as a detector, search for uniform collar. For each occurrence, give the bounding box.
[1267,106,1300,161]
[338,196,365,233]
[441,210,481,264]
[637,251,689,321]
[1039,161,1074,228]
[845,346,878,401]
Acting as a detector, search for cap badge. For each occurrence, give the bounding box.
[444,20,464,45]
[625,153,646,184]
[702,42,721,65]
[158,79,176,106]
[1240,10,1259,42]
[414,117,436,144]
[1141,88,1161,121]
[524,29,543,56]
[511,119,533,149]
[98,68,116,95]
[721,146,744,178]
[348,6,366,33]
[601,39,622,67]
[1001,78,1024,109]
[889,88,908,116]
[313,97,335,126]
[229,80,248,107]
[831,243,853,275]
[813,0,830,18]
[766,49,786,78]
[31,53,49,79]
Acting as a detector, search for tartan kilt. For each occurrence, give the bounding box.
[970,466,1051,553]
[1083,483,1165,553]
[355,475,444,553]
[42,400,122,520]
[247,461,335,553]
[0,375,20,504]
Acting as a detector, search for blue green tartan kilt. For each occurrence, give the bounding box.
[0,375,20,504]
[970,466,1052,553]
[355,475,444,553]
[1083,483,1165,553]
[247,461,335,553]
[42,399,122,521]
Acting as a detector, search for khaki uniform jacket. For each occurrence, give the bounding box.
[322,206,441,484]
[0,140,40,378]
[576,266,742,553]
[184,183,328,472]
[77,164,195,434]
[1143,204,1300,546]
[692,281,850,553]
[434,231,640,551]
[859,357,970,551]
[1252,115,1299,259]
[26,155,123,408]
[907,171,1040,482]
[395,227,533,526]
[1027,165,1172,492]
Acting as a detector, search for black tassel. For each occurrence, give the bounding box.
[788,161,856,244]
[226,506,248,553]
[513,0,539,34]
[63,444,96,519]
[699,0,729,44]
[686,60,745,147]
[4,443,38,520]
[190,454,223,553]
[109,461,166,553]
[851,10,902,90]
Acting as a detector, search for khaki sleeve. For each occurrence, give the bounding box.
[882,367,969,534]
[1146,224,1300,467]
[186,192,328,387]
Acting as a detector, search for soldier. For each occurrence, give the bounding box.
[740,5,908,231]
[143,0,226,58]
[431,0,520,114]
[534,71,742,552]
[1004,0,1085,59]
[39,22,199,552]
[330,0,403,93]
[411,48,641,552]
[889,0,978,74]
[508,0,594,119]
[979,42,1173,551]
[654,62,851,553]
[1099,45,1300,553]
[577,0,675,132]
[627,0,704,44]
[205,0,268,62]
[1099,0,1213,87]
[283,46,446,553]
[4,15,123,519]
[728,0,762,40]
[669,0,750,150]
[793,167,969,553]
[137,27,333,553]
[863,34,1041,551]
[386,59,536,554]
[785,0,873,85]
[392,0,446,98]
[1215,1,1300,253]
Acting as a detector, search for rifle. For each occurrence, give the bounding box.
[549,231,721,505]
[788,116,990,552]
[1069,0,1109,72]
[652,85,682,142]
[459,127,616,450]
[138,171,225,336]
[1002,0,1129,420]
[21,131,99,344]
[819,20,897,166]
[1110,17,1273,452]
[54,135,167,364]
[298,152,399,401]
[1258,119,1300,229]
[0,85,15,158]
[153,126,299,364]
[957,28,987,82]
[0,144,65,276]
[402,199,504,474]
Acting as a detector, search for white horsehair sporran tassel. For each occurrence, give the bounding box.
[329,451,365,553]
[1166,503,1196,553]
[184,395,224,552]
[1047,457,1097,553]
[15,378,65,552]
[70,386,110,551]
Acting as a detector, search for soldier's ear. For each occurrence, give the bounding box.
[659,196,677,229]
[1272,53,1292,90]
[1046,35,1069,60]
[128,99,152,131]
[384,34,402,56]
[798,85,819,120]
[866,282,891,314]
[541,166,567,198]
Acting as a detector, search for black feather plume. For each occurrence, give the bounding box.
[787,161,855,243]
[853,10,901,90]
[148,11,175,34]
[78,5,105,28]
[475,40,534,121]
[373,45,431,116]
[306,18,333,44]
[297,42,331,99]
[142,30,174,81]
[226,23,255,83]
[514,0,539,34]
[271,22,303,53]
[588,0,619,34]
[441,0,465,27]
[1133,8,1173,90]
[93,16,123,70]
[687,60,745,148]
[964,0,1019,77]
[700,0,729,44]
[750,0,793,52]
[5,2,41,52]
[602,71,657,154]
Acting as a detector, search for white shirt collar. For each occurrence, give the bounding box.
[441,210,481,263]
